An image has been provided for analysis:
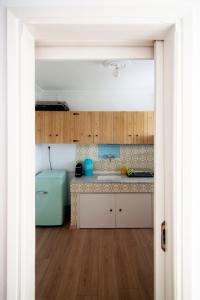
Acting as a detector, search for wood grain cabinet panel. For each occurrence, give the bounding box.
[147,112,154,144]
[133,112,144,144]
[43,112,64,143]
[93,112,113,144]
[35,111,44,144]
[69,112,84,144]
[62,112,71,143]
[113,112,133,144]
[35,111,154,144]
[113,112,154,145]
[35,111,64,143]
[70,112,94,144]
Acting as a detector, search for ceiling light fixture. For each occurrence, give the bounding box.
[103,60,131,78]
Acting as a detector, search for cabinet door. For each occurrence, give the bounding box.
[81,112,94,144]
[43,112,64,143]
[70,112,94,144]
[93,112,113,144]
[144,112,154,144]
[70,112,93,144]
[70,112,84,144]
[133,112,145,144]
[63,112,71,143]
[35,111,64,144]
[147,112,154,144]
[113,112,133,144]
[35,111,44,144]
[79,194,115,228]
[116,193,153,228]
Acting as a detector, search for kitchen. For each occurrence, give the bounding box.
[35,59,154,299]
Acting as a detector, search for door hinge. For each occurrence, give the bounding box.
[161,221,166,252]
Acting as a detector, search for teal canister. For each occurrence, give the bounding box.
[84,159,93,176]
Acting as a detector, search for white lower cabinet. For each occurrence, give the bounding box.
[79,193,153,229]
[79,193,116,228]
[115,193,153,228]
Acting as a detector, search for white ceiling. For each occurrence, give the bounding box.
[35,60,154,91]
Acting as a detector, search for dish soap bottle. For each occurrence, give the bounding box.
[120,166,127,175]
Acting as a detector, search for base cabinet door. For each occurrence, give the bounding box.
[79,194,115,228]
[115,193,153,228]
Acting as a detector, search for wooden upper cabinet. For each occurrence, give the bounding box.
[143,112,154,144]
[35,111,44,144]
[133,112,154,144]
[44,111,64,143]
[113,112,154,145]
[93,112,113,144]
[70,112,93,144]
[35,111,64,143]
[113,112,133,144]
[69,111,113,144]
[35,111,154,144]
[147,112,154,144]
[63,112,71,143]
[133,112,144,144]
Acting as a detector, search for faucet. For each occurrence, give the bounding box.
[103,154,115,162]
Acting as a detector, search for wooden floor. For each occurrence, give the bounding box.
[36,225,153,300]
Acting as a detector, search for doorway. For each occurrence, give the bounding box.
[5,12,178,300]
[35,58,155,299]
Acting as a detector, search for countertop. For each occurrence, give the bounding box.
[70,175,154,184]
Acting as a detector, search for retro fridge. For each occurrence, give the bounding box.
[35,170,68,226]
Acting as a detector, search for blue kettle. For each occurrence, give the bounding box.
[84,159,93,176]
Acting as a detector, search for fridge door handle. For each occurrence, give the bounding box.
[36,191,48,195]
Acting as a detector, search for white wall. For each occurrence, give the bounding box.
[36,144,76,173]
[36,89,154,111]
[35,60,154,111]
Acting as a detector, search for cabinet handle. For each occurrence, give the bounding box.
[136,134,139,137]
[49,134,52,137]
[36,191,48,195]
[109,209,113,212]
[55,134,58,136]
[73,113,79,116]
[73,139,79,142]
[119,209,122,212]
[95,134,98,137]
[128,134,132,137]
[88,134,91,137]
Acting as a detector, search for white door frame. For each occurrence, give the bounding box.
[1,5,197,300]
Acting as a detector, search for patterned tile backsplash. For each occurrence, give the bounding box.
[76,145,154,171]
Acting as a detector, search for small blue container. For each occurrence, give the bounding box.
[84,159,93,176]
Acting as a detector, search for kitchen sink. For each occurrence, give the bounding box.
[97,175,122,181]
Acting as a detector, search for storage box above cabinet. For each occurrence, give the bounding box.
[35,111,154,144]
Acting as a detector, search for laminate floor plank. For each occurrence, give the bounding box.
[118,288,143,300]
[98,230,119,300]
[113,230,138,290]
[36,226,153,300]
[55,230,87,300]
[76,296,98,300]
[76,229,100,297]
[36,227,60,260]
[36,228,73,298]
[131,230,154,300]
